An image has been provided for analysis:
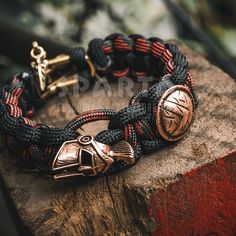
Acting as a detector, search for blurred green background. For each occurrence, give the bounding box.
[0,0,236,235]
[1,0,236,79]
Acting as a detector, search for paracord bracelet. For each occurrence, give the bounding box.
[0,33,198,179]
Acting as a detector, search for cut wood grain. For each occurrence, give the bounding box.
[0,42,235,236]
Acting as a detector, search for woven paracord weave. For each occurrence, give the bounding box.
[0,33,197,175]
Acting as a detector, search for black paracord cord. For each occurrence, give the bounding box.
[0,33,198,176]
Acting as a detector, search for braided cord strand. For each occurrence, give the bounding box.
[87,33,197,173]
[0,72,78,168]
[0,33,197,175]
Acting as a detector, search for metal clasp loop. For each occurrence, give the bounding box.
[30,41,95,99]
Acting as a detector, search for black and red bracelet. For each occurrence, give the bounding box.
[0,33,198,179]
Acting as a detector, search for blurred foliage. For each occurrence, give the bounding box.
[0,0,104,44]
[178,0,236,62]
[0,56,26,85]
[0,0,176,44]
[1,0,236,71]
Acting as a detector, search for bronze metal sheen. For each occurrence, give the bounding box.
[156,85,195,141]
[52,135,135,179]
[30,41,95,99]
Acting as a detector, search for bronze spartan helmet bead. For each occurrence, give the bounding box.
[52,135,135,179]
[156,85,195,141]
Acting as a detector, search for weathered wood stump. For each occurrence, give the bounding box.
[0,42,235,236]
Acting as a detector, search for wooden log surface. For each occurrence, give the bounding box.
[0,42,236,236]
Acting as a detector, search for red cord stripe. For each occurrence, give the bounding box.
[124,125,129,141]
[135,45,150,53]
[162,49,173,63]
[5,92,18,106]
[151,42,165,57]
[165,59,174,74]
[134,121,144,137]
[112,68,130,77]
[114,38,132,51]
[6,96,18,106]
[68,110,113,130]
[135,39,150,53]
[136,38,149,44]
[9,105,22,118]
[11,87,23,98]
[133,71,147,78]
[187,71,194,87]
[114,43,132,51]
[23,117,35,126]
[102,45,113,54]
